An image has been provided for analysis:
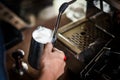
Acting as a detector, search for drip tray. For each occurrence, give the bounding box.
[57,17,113,54]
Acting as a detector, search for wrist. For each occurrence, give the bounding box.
[38,66,57,80]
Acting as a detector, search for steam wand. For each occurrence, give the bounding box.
[52,0,76,43]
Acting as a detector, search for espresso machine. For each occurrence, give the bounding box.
[56,0,120,80]
[79,0,120,80]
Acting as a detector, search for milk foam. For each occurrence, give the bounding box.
[32,26,53,44]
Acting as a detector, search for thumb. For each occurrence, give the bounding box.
[44,42,53,53]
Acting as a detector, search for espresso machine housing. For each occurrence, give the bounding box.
[79,0,120,80]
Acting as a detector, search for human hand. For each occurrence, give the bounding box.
[38,42,66,80]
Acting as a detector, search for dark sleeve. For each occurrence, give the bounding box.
[0,25,9,80]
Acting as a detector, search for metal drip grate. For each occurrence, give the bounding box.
[63,21,106,52]
[58,13,113,54]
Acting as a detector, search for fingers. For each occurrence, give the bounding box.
[44,42,53,53]
[52,48,63,54]
[44,43,66,61]
[52,48,60,52]
[52,48,65,59]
